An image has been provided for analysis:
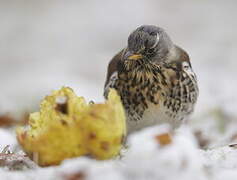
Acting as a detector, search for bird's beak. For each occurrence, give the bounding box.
[127,54,143,60]
[123,50,143,60]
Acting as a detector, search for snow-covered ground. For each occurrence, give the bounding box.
[0,0,237,179]
[1,125,237,180]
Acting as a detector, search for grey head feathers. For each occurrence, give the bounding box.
[126,25,174,62]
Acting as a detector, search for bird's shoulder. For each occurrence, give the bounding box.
[165,45,191,67]
[104,49,124,88]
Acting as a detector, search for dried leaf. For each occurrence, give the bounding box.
[0,115,16,127]
[62,171,85,180]
[229,144,237,148]
[194,130,210,149]
[155,133,172,146]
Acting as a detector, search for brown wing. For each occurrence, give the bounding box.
[104,49,124,88]
[174,45,191,66]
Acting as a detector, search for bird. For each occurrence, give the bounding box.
[104,25,198,134]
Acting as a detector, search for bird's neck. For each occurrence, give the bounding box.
[117,59,161,82]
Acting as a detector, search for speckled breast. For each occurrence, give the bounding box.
[113,62,198,132]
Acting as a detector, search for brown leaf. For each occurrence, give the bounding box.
[0,113,29,127]
[63,171,85,180]
[0,114,16,127]
[229,144,237,148]
[194,130,210,149]
[155,133,172,146]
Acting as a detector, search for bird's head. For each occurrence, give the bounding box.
[122,25,173,63]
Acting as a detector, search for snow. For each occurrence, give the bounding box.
[1,0,237,179]
[0,129,17,152]
[1,122,237,180]
[119,126,206,180]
